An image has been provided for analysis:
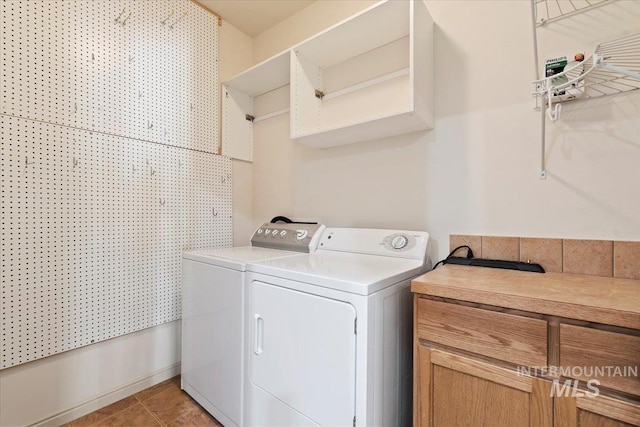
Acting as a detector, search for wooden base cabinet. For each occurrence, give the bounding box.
[415,344,640,427]
[412,266,640,427]
[415,345,552,427]
[556,394,640,427]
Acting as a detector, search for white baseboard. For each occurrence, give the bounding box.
[32,362,181,427]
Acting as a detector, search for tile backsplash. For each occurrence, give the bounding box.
[481,236,520,262]
[563,239,613,277]
[520,238,562,273]
[449,235,481,259]
[449,235,640,279]
[614,241,640,280]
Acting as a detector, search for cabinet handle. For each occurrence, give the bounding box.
[254,314,264,355]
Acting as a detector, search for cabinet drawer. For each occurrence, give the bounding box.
[416,298,548,367]
[559,324,640,396]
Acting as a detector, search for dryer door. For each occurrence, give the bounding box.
[250,281,356,426]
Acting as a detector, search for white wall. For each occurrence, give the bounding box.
[0,322,181,426]
[252,0,377,63]
[424,0,640,258]
[250,0,640,260]
[0,19,254,427]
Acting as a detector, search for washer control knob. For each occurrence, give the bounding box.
[296,229,308,240]
[257,229,264,234]
[265,229,271,235]
[391,235,409,250]
[280,230,287,237]
[271,229,278,237]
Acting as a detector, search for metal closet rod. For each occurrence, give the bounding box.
[315,68,410,102]
[252,108,290,123]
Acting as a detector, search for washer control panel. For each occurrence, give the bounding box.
[251,222,326,253]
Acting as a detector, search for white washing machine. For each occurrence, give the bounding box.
[181,222,326,426]
[243,228,430,427]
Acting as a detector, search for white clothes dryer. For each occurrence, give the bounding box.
[243,228,430,427]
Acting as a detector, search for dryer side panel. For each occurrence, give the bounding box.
[182,260,243,425]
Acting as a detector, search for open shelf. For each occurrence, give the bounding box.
[290,0,433,148]
[224,50,290,96]
[291,110,427,148]
[221,50,290,162]
[292,1,410,69]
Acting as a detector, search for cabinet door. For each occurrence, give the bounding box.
[415,345,552,427]
[556,394,640,427]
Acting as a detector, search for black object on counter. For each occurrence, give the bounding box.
[444,256,545,273]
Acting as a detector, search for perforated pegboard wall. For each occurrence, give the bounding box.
[0,115,231,369]
[1,0,218,153]
[1,0,230,369]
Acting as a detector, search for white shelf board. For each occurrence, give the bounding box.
[292,110,430,148]
[292,0,410,68]
[223,50,290,96]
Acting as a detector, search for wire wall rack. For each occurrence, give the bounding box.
[533,33,640,122]
[530,0,640,179]
[534,0,613,26]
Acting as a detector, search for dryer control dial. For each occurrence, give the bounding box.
[391,235,409,250]
[296,229,308,240]
[382,233,416,253]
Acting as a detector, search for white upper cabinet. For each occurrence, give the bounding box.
[290,0,434,148]
[221,0,434,159]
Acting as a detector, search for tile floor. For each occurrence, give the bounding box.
[64,376,221,427]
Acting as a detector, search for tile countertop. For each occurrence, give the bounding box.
[411,265,640,330]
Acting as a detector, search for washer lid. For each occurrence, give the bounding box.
[247,251,426,295]
[183,246,300,271]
